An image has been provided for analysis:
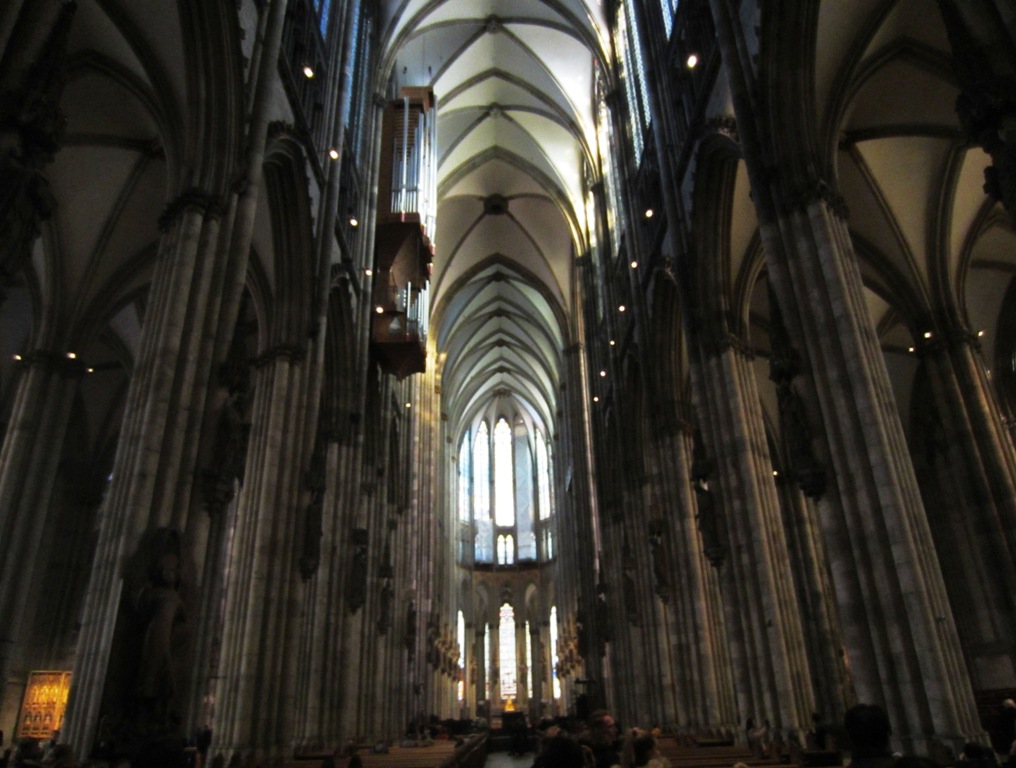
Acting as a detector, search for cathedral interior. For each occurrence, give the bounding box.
[2,0,1016,764]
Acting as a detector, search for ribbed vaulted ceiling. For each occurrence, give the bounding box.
[379,0,608,438]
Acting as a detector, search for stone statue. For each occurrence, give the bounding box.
[122,527,192,728]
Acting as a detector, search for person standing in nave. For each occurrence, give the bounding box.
[582,710,620,768]
[844,704,896,768]
[620,728,670,768]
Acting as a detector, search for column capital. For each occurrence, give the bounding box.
[698,329,753,360]
[158,187,224,232]
[254,342,306,367]
[774,174,850,220]
[698,115,739,144]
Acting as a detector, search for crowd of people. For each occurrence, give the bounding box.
[3,698,1016,768]
[523,700,1016,768]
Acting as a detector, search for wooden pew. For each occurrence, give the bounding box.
[285,734,487,768]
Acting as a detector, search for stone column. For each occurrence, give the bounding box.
[529,622,543,721]
[691,335,815,736]
[773,478,853,724]
[650,424,736,732]
[709,0,984,750]
[61,190,225,754]
[212,347,313,760]
[62,0,291,754]
[561,276,605,693]
[474,626,486,712]
[912,327,1016,687]
[0,353,83,718]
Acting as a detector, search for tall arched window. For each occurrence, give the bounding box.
[498,603,517,700]
[458,432,470,522]
[536,430,552,520]
[494,418,514,526]
[525,621,533,696]
[549,606,561,699]
[660,0,678,38]
[615,1,651,161]
[315,0,331,36]
[464,413,545,564]
[515,423,536,559]
[474,421,493,562]
[457,611,466,703]
[496,534,515,565]
[484,624,491,700]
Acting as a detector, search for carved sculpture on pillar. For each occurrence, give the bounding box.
[346,529,368,612]
[576,609,589,659]
[404,600,418,654]
[377,582,393,635]
[97,527,195,760]
[595,593,611,656]
[0,2,75,293]
[936,0,1016,224]
[648,519,671,603]
[620,531,639,626]
[691,443,726,567]
[768,285,827,499]
[299,431,327,580]
[201,308,253,515]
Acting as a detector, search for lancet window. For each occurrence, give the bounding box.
[460,414,553,565]
[550,606,561,699]
[615,1,651,162]
[498,603,517,700]
[315,0,330,36]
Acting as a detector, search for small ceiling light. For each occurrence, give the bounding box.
[630,260,638,269]
[644,209,654,218]
[349,217,359,227]
[66,352,77,359]
[405,402,412,408]
[87,367,95,374]
[365,268,373,277]
[12,354,21,361]
[686,54,699,69]
[923,331,933,339]
[977,330,985,337]
[592,396,599,403]
[772,470,779,477]
[608,339,615,346]
[618,304,626,312]
[599,370,607,378]
[329,148,339,160]
[375,305,385,314]
[303,66,315,78]
[907,346,915,353]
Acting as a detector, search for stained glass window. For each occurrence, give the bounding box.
[494,418,514,526]
[537,431,552,520]
[457,611,466,702]
[458,432,470,522]
[499,603,517,700]
[615,2,651,162]
[550,607,561,699]
[315,0,331,37]
[661,0,678,39]
[484,624,491,700]
[474,422,493,562]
